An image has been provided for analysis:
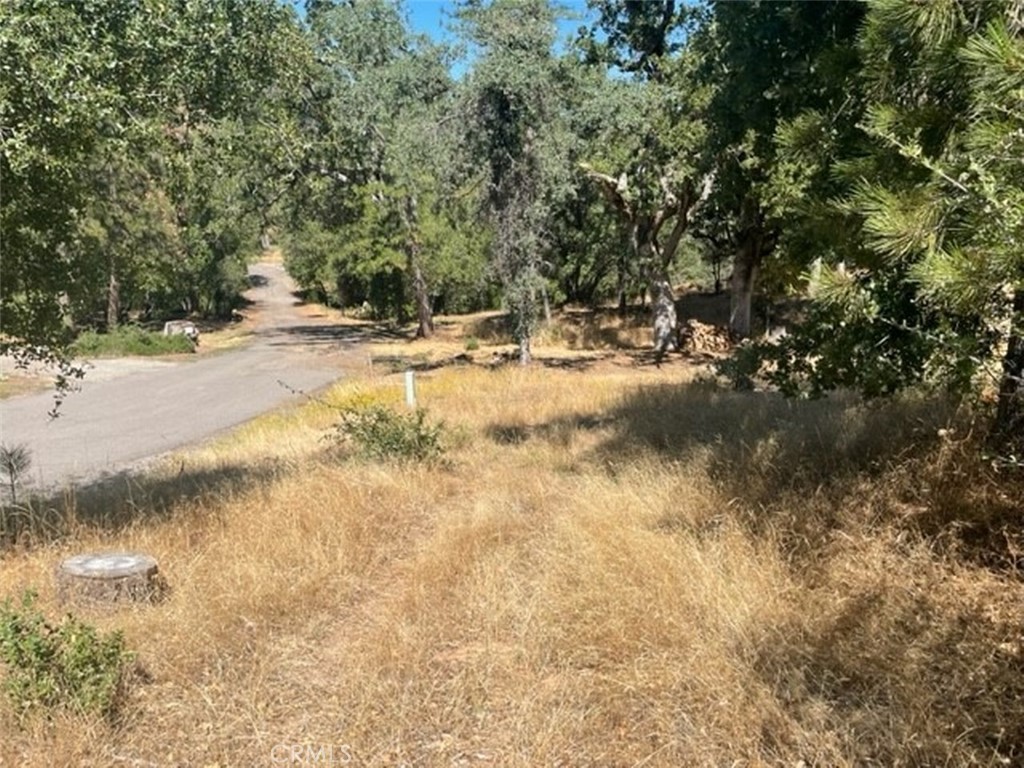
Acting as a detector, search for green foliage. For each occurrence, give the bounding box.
[331,404,445,463]
[695,0,867,336]
[1,0,113,371]
[1,0,306,376]
[758,1,1024,438]
[283,221,347,306]
[72,327,195,358]
[453,0,576,362]
[580,0,691,79]
[0,591,134,719]
[283,0,483,333]
[732,273,985,400]
[577,56,707,294]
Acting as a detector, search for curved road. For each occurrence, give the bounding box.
[0,262,353,492]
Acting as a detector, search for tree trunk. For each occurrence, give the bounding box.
[730,237,759,339]
[410,260,433,339]
[402,195,434,339]
[650,272,678,359]
[518,333,532,366]
[513,271,535,366]
[106,268,120,331]
[995,288,1024,440]
[617,249,629,315]
[105,166,121,331]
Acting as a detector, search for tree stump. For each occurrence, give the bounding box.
[57,552,165,605]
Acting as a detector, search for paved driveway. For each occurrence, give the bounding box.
[0,262,350,492]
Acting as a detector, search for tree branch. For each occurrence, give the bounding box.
[579,162,633,218]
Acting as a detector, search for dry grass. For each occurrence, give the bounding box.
[0,374,51,400]
[2,356,1023,767]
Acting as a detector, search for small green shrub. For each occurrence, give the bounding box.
[331,404,445,462]
[0,591,134,719]
[73,326,195,357]
[464,336,480,351]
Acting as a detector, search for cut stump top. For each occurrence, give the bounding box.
[60,552,159,579]
[57,552,163,604]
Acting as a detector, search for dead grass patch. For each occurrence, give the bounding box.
[2,364,1023,766]
[0,373,52,400]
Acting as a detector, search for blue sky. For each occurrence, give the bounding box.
[288,1,598,77]
[403,0,595,48]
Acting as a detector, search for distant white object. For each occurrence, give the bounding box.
[163,320,200,344]
[405,370,417,408]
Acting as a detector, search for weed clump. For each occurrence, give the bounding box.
[331,404,445,462]
[0,591,135,720]
[0,443,31,507]
[72,326,195,357]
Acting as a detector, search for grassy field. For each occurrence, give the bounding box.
[1,331,1023,766]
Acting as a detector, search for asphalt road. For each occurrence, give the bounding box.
[0,261,350,492]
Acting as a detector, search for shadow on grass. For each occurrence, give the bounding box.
[0,457,288,552]
[486,414,610,446]
[485,350,618,372]
[483,377,977,555]
[754,565,1024,765]
[593,380,1024,573]
[595,379,958,499]
[481,378,956,487]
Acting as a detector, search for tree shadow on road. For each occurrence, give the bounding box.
[263,322,410,349]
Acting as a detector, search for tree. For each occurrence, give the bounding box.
[453,0,575,364]
[1,0,308,371]
[697,0,866,338]
[748,0,1024,449]
[287,0,469,336]
[1,0,117,381]
[579,1,706,357]
[578,75,706,357]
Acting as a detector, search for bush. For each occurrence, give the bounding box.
[331,404,445,462]
[73,326,195,357]
[0,591,135,719]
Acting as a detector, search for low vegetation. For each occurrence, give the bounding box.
[331,403,447,463]
[71,327,196,358]
[0,591,134,721]
[0,351,1021,766]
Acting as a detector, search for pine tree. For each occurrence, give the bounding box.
[774,0,1023,448]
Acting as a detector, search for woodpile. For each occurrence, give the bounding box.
[679,319,733,354]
